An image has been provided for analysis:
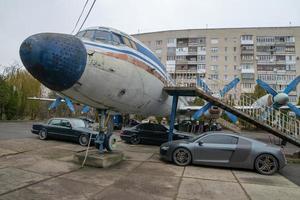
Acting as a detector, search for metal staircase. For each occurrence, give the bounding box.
[164,86,300,147]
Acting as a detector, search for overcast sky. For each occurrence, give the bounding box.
[0,0,299,66]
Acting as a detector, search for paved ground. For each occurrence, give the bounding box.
[0,121,37,140]
[0,135,300,200]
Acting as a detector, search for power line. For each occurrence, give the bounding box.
[71,0,90,34]
[77,0,97,33]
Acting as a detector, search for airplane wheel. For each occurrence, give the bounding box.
[79,134,89,146]
[255,154,278,175]
[130,135,140,145]
[39,129,47,140]
[105,133,118,151]
[173,148,191,166]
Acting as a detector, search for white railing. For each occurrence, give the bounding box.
[165,77,300,140]
[236,94,300,138]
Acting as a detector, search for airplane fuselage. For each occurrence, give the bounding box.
[19,27,180,116]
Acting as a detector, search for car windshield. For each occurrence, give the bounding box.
[188,133,207,142]
[71,119,86,128]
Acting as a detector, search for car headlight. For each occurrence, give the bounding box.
[161,146,170,150]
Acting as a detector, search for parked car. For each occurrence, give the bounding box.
[160,132,287,175]
[31,118,98,146]
[120,123,192,145]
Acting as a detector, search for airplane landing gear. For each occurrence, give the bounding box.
[94,109,117,153]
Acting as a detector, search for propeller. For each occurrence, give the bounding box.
[196,77,211,93]
[256,79,277,96]
[48,97,62,110]
[287,103,300,117]
[283,76,300,94]
[220,78,240,97]
[64,97,75,113]
[81,105,90,114]
[48,96,75,113]
[192,102,212,120]
[256,76,300,116]
[193,78,240,123]
[224,111,238,124]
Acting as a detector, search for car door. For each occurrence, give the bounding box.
[47,119,62,138]
[59,119,76,141]
[152,124,169,144]
[193,134,238,165]
[138,123,157,144]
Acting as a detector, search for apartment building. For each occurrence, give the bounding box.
[133,26,300,103]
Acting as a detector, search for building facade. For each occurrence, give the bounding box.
[133,26,300,103]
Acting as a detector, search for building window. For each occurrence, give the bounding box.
[211,56,218,61]
[234,56,237,61]
[198,55,206,61]
[225,47,228,52]
[167,56,175,61]
[241,35,253,40]
[155,40,162,46]
[155,49,162,54]
[211,38,219,44]
[211,65,218,71]
[233,47,236,52]
[234,65,237,70]
[224,65,228,71]
[211,47,218,53]
[210,74,219,80]
[242,83,252,89]
[224,74,228,80]
[225,56,227,61]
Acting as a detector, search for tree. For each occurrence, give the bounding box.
[252,84,267,99]
[193,97,205,106]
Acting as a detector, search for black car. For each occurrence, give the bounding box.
[120,123,192,145]
[31,118,98,146]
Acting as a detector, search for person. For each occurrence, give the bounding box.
[160,117,167,125]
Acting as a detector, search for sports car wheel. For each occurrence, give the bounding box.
[39,129,47,140]
[173,148,191,166]
[79,134,89,146]
[130,135,140,145]
[255,154,278,175]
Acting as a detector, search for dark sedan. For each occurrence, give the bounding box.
[120,123,192,145]
[31,118,98,146]
[160,132,287,175]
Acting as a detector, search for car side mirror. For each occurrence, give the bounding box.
[198,141,203,146]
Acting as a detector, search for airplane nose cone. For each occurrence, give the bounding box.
[19,33,87,91]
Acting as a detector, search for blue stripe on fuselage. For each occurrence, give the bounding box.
[83,41,167,79]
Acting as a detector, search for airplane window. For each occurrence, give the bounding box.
[112,33,123,45]
[83,30,94,40]
[94,30,112,44]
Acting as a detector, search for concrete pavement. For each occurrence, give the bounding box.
[0,136,300,200]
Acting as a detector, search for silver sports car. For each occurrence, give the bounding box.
[160,132,287,175]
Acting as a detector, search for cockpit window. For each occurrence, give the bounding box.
[130,40,137,50]
[76,31,86,37]
[122,36,132,48]
[83,30,94,40]
[111,33,123,45]
[94,30,112,43]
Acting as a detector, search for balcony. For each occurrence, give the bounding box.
[241,39,254,45]
[187,60,198,65]
[176,60,188,65]
[241,68,255,74]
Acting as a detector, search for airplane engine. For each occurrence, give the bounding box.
[252,94,273,107]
